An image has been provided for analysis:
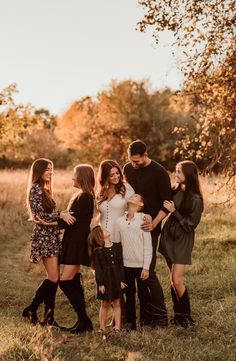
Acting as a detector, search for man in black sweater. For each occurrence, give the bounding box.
[123,139,171,327]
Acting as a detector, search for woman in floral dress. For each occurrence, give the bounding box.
[22,158,75,326]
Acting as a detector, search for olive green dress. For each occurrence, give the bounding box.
[159,189,203,265]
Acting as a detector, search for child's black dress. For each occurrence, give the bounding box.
[94,243,124,301]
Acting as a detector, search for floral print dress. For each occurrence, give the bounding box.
[29,183,61,263]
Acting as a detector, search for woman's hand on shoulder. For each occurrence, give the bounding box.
[163,200,175,213]
[60,211,76,225]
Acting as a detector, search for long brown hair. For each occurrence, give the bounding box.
[26,158,55,217]
[88,225,105,268]
[96,160,126,202]
[175,160,204,213]
[68,164,95,209]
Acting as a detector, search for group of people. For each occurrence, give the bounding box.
[22,139,203,333]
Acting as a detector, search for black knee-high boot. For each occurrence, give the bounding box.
[72,273,92,331]
[61,273,87,331]
[175,288,195,328]
[40,280,59,326]
[170,285,181,325]
[22,279,48,325]
[59,274,93,333]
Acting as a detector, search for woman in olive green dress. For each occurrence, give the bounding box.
[159,160,203,328]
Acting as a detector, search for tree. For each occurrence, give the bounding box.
[0,84,37,151]
[138,0,236,183]
[56,79,191,168]
[175,54,236,175]
[138,0,235,75]
[0,84,63,167]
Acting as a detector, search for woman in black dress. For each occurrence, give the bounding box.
[36,164,95,333]
[159,160,203,328]
[59,164,95,333]
[22,158,75,325]
[89,226,125,332]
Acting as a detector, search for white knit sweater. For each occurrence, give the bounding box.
[114,212,152,270]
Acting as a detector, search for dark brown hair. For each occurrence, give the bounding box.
[128,139,147,156]
[27,158,56,217]
[96,160,126,202]
[88,226,105,268]
[175,160,204,213]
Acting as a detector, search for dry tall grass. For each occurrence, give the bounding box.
[0,170,235,361]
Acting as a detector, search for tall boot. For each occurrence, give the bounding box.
[63,273,88,331]
[176,288,195,328]
[72,273,93,332]
[170,285,181,325]
[22,279,48,325]
[59,274,93,333]
[40,279,59,326]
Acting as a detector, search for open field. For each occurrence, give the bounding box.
[0,169,235,361]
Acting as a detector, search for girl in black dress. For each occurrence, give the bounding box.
[159,160,203,328]
[36,164,95,333]
[89,226,126,332]
[22,158,75,326]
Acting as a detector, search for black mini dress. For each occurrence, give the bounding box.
[159,189,203,265]
[58,192,94,266]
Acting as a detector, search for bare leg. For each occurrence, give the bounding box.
[170,264,194,327]
[99,300,110,331]
[171,264,186,298]
[112,298,121,330]
[42,256,60,282]
[60,265,81,280]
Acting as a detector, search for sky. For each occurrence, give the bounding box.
[0,0,183,115]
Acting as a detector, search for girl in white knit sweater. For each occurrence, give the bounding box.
[114,194,152,330]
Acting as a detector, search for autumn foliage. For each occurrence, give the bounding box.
[138,0,236,182]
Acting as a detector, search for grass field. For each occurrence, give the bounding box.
[0,169,235,361]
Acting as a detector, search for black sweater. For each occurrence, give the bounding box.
[123,160,171,235]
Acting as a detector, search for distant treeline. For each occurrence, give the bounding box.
[0,81,189,170]
[0,77,234,174]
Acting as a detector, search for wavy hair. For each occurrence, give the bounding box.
[96,160,126,203]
